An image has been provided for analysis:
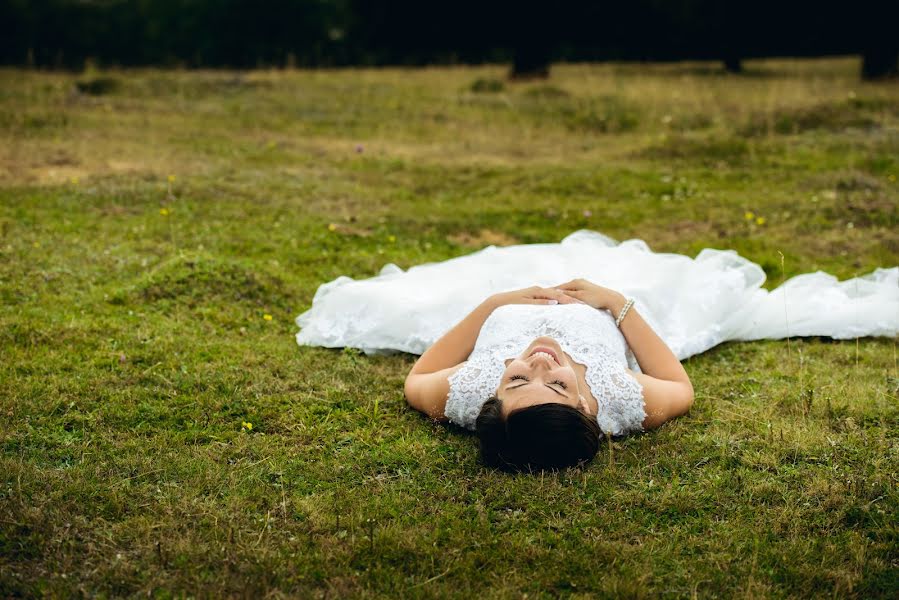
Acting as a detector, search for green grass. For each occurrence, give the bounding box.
[1,57,897,598]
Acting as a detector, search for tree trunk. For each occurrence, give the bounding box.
[861,47,898,79]
[507,5,554,80]
[723,56,742,73]
[858,0,898,79]
[510,47,551,80]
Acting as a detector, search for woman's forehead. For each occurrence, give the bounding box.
[498,381,566,399]
[498,388,574,414]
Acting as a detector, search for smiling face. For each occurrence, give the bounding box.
[497,336,594,417]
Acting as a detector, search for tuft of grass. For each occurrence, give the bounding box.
[520,93,642,133]
[740,99,887,136]
[113,253,289,309]
[469,77,505,93]
[563,95,641,133]
[522,84,571,99]
[75,76,121,96]
[638,133,751,165]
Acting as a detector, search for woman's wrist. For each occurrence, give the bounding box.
[483,294,504,312]
[605,292,628,319]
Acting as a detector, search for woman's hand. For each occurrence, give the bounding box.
[488,285,580,309]
[554,279,627,316]
[407,285,577,381]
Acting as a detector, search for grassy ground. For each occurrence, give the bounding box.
[1,57,897,598]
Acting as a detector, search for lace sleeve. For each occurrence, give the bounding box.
[587,360,646,436]
[445,352,504,430]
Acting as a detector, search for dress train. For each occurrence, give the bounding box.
[295,230,898,359]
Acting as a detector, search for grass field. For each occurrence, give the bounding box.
[1,57,897,598]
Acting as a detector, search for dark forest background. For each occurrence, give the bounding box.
[2,0,897,78]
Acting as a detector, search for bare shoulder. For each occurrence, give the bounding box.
[404,362,467,422]
[624,368,694,429]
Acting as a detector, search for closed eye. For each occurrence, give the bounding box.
[507,374,568,391]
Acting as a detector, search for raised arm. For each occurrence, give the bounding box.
[404,286,577,420]
[555,279,694,429]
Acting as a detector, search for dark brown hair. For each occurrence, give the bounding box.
[474,396,601,472]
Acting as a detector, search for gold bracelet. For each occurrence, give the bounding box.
[615,298,635,327]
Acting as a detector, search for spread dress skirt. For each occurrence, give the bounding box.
[295,230,899,359]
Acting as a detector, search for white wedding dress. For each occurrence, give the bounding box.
[295,230,898,360]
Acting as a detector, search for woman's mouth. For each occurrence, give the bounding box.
[529,346,560,365]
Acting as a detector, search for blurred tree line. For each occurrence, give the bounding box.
[1,0,896,78]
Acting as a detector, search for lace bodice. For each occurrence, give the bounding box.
[445,303,646,436]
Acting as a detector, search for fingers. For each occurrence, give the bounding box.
[520,285,589,306]
[557,294,579,304]
[556,289,585,305]
[532,287,565,299]
[531,288,567,305]
[530,289,584,305]
[551,289,583,304]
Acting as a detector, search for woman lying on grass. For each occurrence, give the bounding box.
[299,231,896,472]
[404,279,694,472]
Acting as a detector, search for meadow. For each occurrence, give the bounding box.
[1,58,897,598]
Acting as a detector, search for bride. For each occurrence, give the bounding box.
[404,280,693,471]
[297,230,898,472]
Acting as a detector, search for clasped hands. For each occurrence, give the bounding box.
[488,279,626,314]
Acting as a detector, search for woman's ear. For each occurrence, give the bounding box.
[578,394,593,415]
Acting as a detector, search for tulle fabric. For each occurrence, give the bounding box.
[296,230,898,359]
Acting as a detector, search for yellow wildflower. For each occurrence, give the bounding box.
[242,421,253,431]
[159,207,170,216]
[167,175,176,183]
[328,223,337,232]
[70,176,79,185]
[744,211,754,220]
[388,235,396,243]
[756,216,766,225]
[263,314,273,321]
